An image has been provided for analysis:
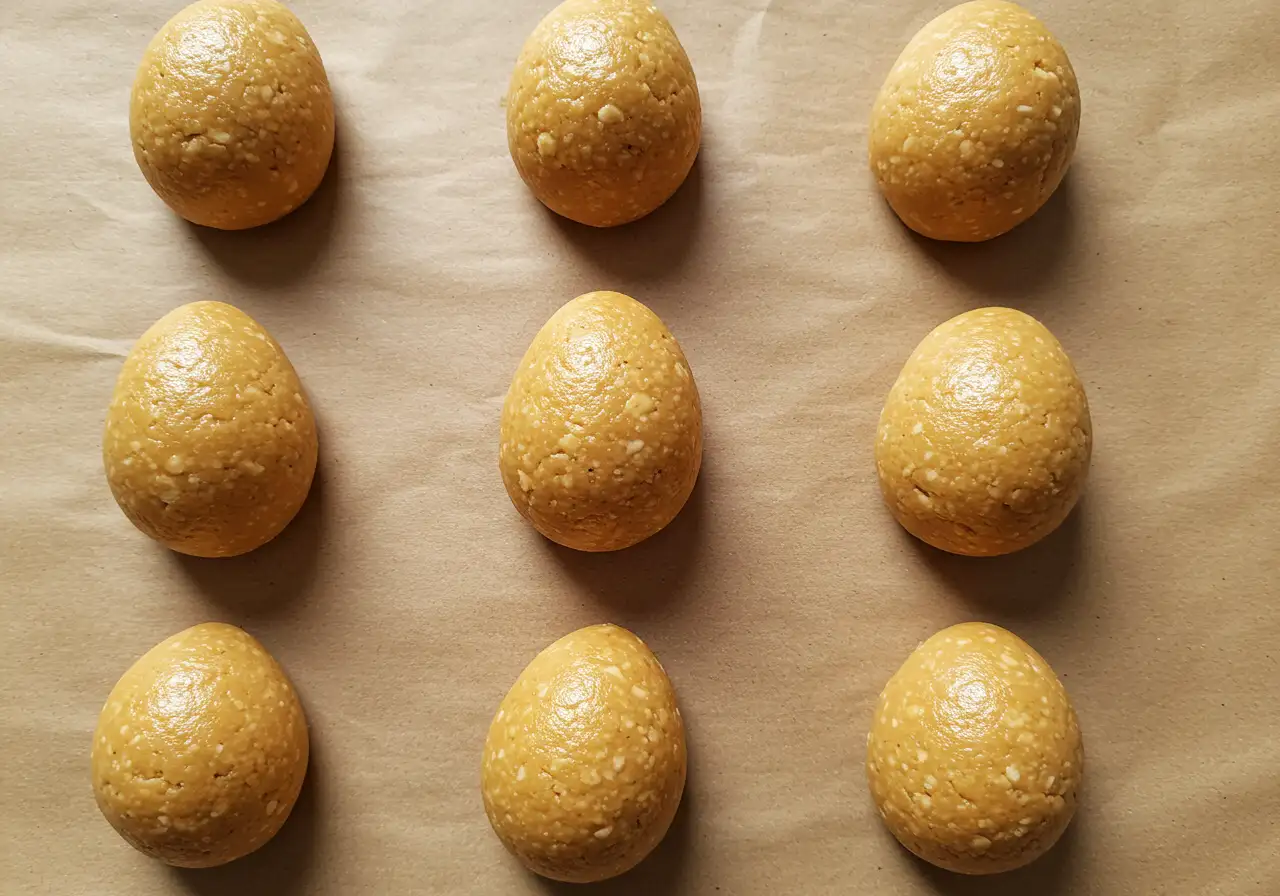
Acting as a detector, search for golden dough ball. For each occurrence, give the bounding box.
[482,624,686,883]
[867,622,1083,874]
[103,301,318,558]
[506,0,701,227]
[499,291,702,552]
[130,0,335,229]
[869,0,1080,241]
[875,307,1090,556]
[91,623,309,868]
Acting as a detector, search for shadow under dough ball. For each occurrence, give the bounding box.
[499,291,702,552]
[867,622,1083,874]
[103,301,318,558]
[869,0,1080,241]
[481,624,687,883]
[875,307,1091,557]
[506,0,701,227]
[91,623,309,868]
[130,0,335,229]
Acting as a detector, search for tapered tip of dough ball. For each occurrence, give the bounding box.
[129,0,336,229]
[505,0,702,227]
[869,0,1080,241]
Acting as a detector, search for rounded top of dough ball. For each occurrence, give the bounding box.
[91,623,309,868]
[482,624,686,883]
[876,307,1090,556]
[130,0,335,229]
[869,0,1079,241]
[867,622,1083,874]
[103,301,318,558]
[506,0,701,227]
[499,291,702,551]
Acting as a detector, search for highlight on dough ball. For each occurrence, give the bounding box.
[130,0,335,229]
[103,301,318,558]
[875,307,1091,556]
[866,622,1083,874]
[499,290,702,552]
[91,623,309,868]
[869,0,1080,241]
[505,0,702,227]
[481,624,686,883]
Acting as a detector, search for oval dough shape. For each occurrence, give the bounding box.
[869,0,1080,241]
[506,0,701,227]
[130,0,335,229]
[867,622,1083,874]
[875,306,1090,556]
[103,301,318,558]
[499,291,702,552]
[481,624,686,883]
[91,623,309,868]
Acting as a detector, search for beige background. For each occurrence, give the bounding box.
[2,1,1278,893]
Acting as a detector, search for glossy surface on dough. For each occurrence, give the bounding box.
[481,624,686,883]
[499,291,702,552]
[506,0,701,227]
[103,301,318,558]
[870,0,1079,241]
[91,623,309,868]
[876,307,1090,556]
[867,623,1083,874]
[130,0,335,229]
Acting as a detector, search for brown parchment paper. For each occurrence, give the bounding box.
[2,1,1279,893]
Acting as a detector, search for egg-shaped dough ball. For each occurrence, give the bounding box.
[103,301,318,558]
[130,0,335,229]
[506,0,701,227]
[482,624,686,883]
[869,0,1079,241]
[91,623,309,868]
[867,622,1083,874]
[875,307,1090,557]
[499,291,702,552]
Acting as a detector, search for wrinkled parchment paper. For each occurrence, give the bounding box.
[3,1,1279,893]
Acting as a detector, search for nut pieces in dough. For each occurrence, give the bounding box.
[91,623,309,868]
[499,290,702,552]
[867,622,1083,874]
[130,0,335,229]
[481,624,686,883]
[876,307,1091,556]
[869,0,1080,241]
[506,0,701,227]
[103,301,318,558]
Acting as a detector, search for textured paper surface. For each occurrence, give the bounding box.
[2,1,1278,893]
